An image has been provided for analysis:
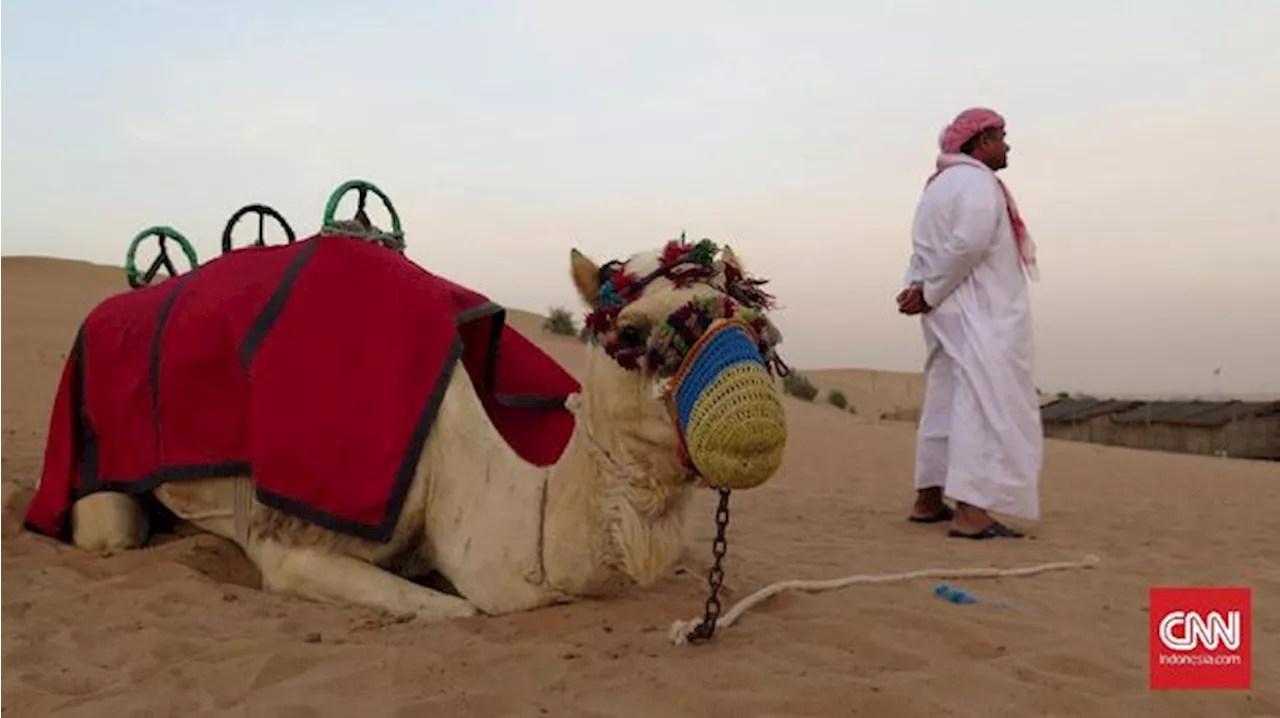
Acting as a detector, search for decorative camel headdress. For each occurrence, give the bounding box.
[582,234,790,379]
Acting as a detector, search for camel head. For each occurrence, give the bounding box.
[569,235,789,497]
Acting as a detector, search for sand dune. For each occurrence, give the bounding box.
[3,256,1276,717]
[800,368,926,420]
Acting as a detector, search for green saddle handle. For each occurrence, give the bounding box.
[322,179,404,238]
[125,226,200,289]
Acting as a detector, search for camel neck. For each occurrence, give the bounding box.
[537,388,694,595]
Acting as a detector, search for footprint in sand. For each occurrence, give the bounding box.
[1020,652,1143,695]
[14,663,117,700]
[890,608,1026,660]
[249,652,323,692]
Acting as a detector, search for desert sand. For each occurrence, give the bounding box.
[2,256,1276,717]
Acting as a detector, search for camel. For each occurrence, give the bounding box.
[59,237,789,621]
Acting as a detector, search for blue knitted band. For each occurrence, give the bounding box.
[674,323,765,432]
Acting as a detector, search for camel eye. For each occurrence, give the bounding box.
[618,324,648,346]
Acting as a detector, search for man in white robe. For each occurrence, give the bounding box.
[896,107,1042,539]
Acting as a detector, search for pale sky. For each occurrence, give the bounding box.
[3,0,1278,397]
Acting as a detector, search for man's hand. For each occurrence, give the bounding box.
[896,282,930,315]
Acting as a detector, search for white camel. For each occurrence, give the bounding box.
[65,241,789,621]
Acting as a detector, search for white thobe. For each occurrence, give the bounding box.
[902,157,1042,521]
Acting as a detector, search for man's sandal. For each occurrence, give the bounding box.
[947,521,1024,540]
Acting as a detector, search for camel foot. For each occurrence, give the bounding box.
[254,540,478,620]
[71,491,148,552]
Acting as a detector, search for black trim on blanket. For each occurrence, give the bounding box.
[239,238,320,371]
[249,297,573,542]
[249,295,570,537]
[457,301,575,410]
[254,335,466,543]
[89,461,255,494]
[78,416,102,495]
[149,284,185,451]
[71,327,103,498]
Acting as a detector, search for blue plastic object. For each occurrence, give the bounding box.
[934,583,979,604]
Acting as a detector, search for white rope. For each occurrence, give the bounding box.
[668,553,1101,646]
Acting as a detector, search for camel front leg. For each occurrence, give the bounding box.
[252,539,478,621]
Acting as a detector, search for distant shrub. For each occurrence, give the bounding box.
[827,389,848,410]
[782,371,819,401]
[544,306,578,337]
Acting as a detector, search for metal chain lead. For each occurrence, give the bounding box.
[686,487,732,643]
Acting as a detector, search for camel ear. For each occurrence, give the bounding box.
[721,244,746,274]
[570,248,600,308]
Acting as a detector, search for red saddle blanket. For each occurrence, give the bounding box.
[24,234,580,543]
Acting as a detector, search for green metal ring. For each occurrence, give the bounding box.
[125,225,200,289]
[321,179,404,236]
